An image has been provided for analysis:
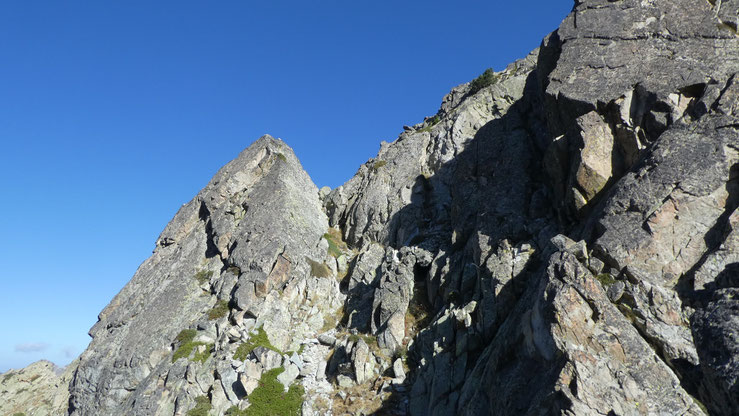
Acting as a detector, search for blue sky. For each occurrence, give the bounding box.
[0,1,572,372]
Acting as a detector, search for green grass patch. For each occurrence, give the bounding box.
[172,329,213,363]
[348,333,377,346]
[595,273,617,287]
[12,413,26,416]
[307,258,332,278]
[233,326,282,361]
[225,406,246,416]
[468,68,500,95]
[321,305,344,332]
[371,160,387,171]
[194,270,213,285]
[418,115,441,133]
[193,344,215,363]
[208,300,230,320]
[243,367,304,416]
[186,396,212,416]
[323,228,347,258]
[176,329,197,343]
[276,153,287,162]
[325,236,341,258]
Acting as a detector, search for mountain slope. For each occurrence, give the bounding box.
[3,0,738,415]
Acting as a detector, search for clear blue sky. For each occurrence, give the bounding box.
[0,1,571,372]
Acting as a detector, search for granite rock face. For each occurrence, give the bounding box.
[3,0,738,415]
[0,360,76,416]
[65,136,345,415]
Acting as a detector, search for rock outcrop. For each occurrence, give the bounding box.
[0,360,76,416]
[3,0,738,415]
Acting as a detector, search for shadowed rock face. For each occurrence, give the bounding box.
[325,1,738,414]
[4,1,739,415]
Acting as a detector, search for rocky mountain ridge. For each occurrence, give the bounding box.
[2,0,738,415]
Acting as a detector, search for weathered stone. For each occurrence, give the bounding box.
[0,360,76,416]
[276,363,300,390]
[573,111,615,203]
[216,359,241,403]
[317,334,336,346]
[351,338,376,384]
[691,288,739,415]
[336,374,354,388]
[252,346,282,371]
[606,281,625,302]
[393,358,406,382]
[238,372,259,396]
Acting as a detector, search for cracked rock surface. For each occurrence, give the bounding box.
[3,0,739,415]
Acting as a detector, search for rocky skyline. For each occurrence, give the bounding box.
[2,0,738,415]
[0,1,570,375]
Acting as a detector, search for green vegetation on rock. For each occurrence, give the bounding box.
[348,333,377,347]
[194,270,213,285]
[323,228,347,258]
[321,305,344,332]
[234,326,281,361]
[225,406,246,416]
[307,258,332,278]
[418,114,441,133]
[208,300,230,320]
[186,396,212,416]
[595,273,617,287]
[243,368,304,416]
[172,329,213,363]
[372,160,387,171]
[468,68,500,95]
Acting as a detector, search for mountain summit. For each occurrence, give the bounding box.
[3,0,738,415]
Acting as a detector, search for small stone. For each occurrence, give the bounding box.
[276,363,299,390]
[607,281,626,302]
[337,374,354,388]
[550,234,576,252]
[238,373,259,396]
[393,358,406,381]
[318,334,336,346]
[243,360,262,379]
[572,240,588,261]
[226,327,241,342]
[588,257,605,275]
[252,346,282,370]
[290,352,304,369]
[316,360,327,380]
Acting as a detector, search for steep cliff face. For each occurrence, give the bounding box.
[3,0,738,415]
[327,1,738,414]
[68,137,344,415]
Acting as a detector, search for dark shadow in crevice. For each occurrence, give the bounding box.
[368,51,563,414]
[198,200,221,259]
